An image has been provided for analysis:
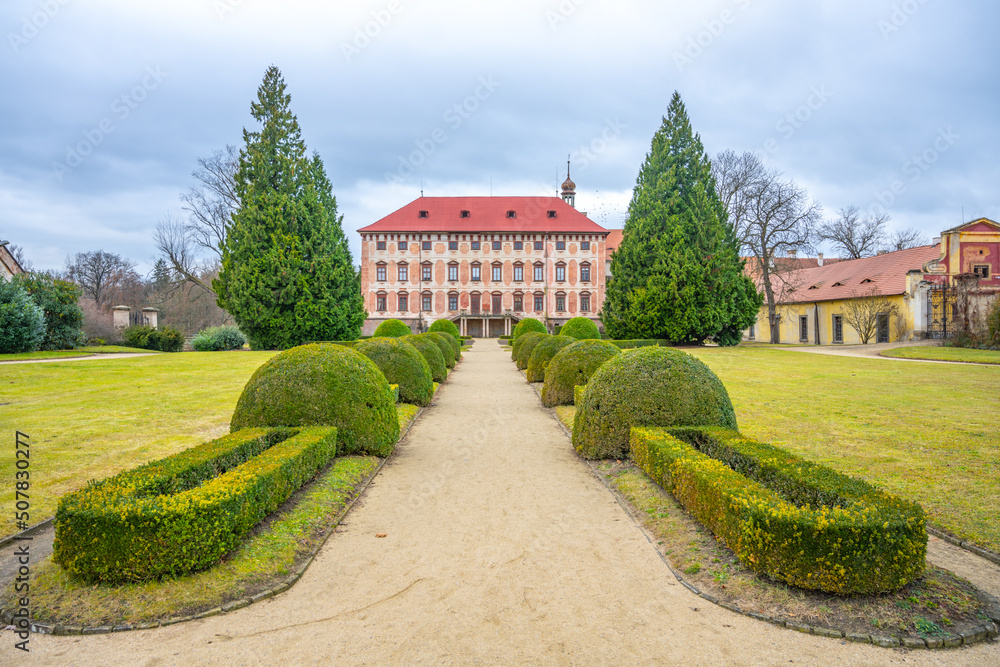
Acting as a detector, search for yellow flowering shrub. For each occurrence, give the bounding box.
[53,426,337,583]
[630,427,926,595]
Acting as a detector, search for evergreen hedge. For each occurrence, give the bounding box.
[12,272,85,350]
[428,331,460,366]
[192,325,247,351]
[631,427,927,594]
[512,317,546,340]
[0,279,45,354]
[541,340,621,407]
[373,319,412,337]
[427,318,460,338]
[513,332,547,369]
[526,335,577,382]
[572,346,737,459]
[574,384,587,406]
[230,343,399,456]
[356,337,434,406]
[53,426,337,583]
[404,334,447,382]
[608,339,671,349]
[559,317,601,340]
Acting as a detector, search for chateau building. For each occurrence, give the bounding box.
[358,176,611,336]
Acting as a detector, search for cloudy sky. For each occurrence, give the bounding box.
[2,0,997,275]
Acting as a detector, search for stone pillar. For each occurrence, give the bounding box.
[142,308,159,329]
[112,305,130,329]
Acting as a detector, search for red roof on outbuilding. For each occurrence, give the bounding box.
[358,196,609,234]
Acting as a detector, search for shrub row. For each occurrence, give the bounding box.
[559,317,601,340]
[608,339,671,349]
[121,324,185,352]
[357,337,434,406]
[541,339,620,407]
[192,325,247,351]
[526,335,576,382]
[630,426,927,595]
[404,334,448,382]
[512,317,546,340]
[574,383,587,406]
[373,319,412,337]
[54,426,338,583]
[512,331,547,369]
[428,318,460,338]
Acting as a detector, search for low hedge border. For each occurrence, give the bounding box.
[608,339,672,349]
[630,427,927,595]
[54,427,338,583]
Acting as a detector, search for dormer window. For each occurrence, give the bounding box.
[860,278,873,284]
[547,210,557,218]
[460,210,471,218]
[506,210,516,219]
[418,210,429,218]
[832,281,844,287]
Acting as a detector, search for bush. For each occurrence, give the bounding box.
[405,334,447,382]
[54,426,337,583]
[513,332,547,369]
[0,280,45,354]
[986,296,1000,349]
[608,339,671,349]
[427,318,460,338]
[120,324,185,352]
[12,272,85,350]
[373,319,412,337]
[541,340,621,407]
[631,427,926,594]
[356,337,434,406]
[192,325,247,351]
[574,384,587,405]
[428,331,459,367]
[526,335,577,382]
[572,346,737,459]
[512,317,546,340]
[559,317,600,340]
[230,343,400,456]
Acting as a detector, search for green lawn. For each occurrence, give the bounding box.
[882,345,1000,365]
[0,346,160,362]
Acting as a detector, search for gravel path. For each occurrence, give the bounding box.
[17,344,1000,665]
[0,353,157,365]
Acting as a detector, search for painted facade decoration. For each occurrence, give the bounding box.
[745,218,1000,344]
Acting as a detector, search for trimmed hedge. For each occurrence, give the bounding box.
[514,332,548,369]
[541,339,621,407]
[572,346,737,459]
[120,324,185,352]
[427,318,460,338]
[512,317,547,340]
[526,335,577,382]
[192,325,246,351]
[373,319,412,337]
[574,384,587,406]
[426,331,457,368]
[559,317,601,340]
[357,337,434,406]
[609,339,671,349]
[404,334,447,382]
[230,343,399,456]
[53,426,337,583]
[631,427,927,594]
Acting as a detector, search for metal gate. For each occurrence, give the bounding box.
[926,282,954,339]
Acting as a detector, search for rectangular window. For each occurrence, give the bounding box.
[534,294,544,311]
[422,294,432,311]
[748,323,755,340]
[471,265,481,281]
[448,294,458,311]
[580,294,590,312]
[422,240,431,251]
[448,265,458,281]
[832,315,843,343]
[492,265,502,282]
[533,240,543,251]
[398,264,408,282]
[376,295,386,311]
[449,240,458,251]
[973,264,990,279]
[556,241,565,251]
[376,265,386,282]
[581,241,590,251]
[398,241,406,252]
[514,241,523,251]
[397,293,408,312]
[799,316,808,342]
[580,265,590,282]
[471,240,481,251]
[514,294,523,312]
[556,295,566,311]
[555,265,566,282]
[492,241,502,251]
[376,241,386,250]
[422,265,432,281]
[513,265,523,282]
[533,265,544,282]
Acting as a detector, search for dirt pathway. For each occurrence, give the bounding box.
[17,345,999,665]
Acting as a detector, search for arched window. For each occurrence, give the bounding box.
[397,291,408,312]
[375,262,387,282]
[555,291,566,312]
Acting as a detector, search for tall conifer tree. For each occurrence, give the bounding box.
[602,92,760,344]
[215,66,365,348]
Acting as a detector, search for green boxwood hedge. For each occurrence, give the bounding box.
[427,318,460,338]
[426,331,458,368]
[574,384,587,406]
[357,337,434,406]
[512,317,547,340]
[541,339,620,407]
[526,335,577,382]
[559,317,601,340]
[631,427,927,594]
[513,332,548,369]
[572,346,737,459]
[608,339,671,349]
[373,319,412,337]
[53,426,337,583]
[230,343,399,456]
[404,334,447,382]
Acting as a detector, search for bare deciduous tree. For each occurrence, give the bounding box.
[8,243,32,271]
[842,285,901,344]
[818,206,888,259]
[153,214,217,295]
[886,227,927,252]
[66,250,140,307]
[714,150,822,344]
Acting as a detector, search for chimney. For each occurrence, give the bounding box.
[932,237,941,246]
[817,253,824,267]
[788,249,797,259]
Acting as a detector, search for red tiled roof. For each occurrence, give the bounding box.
[358,196,609,234]
[773,244,941,304]
[605,229,623,254]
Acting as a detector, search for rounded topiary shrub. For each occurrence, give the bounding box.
[541,340,621,407]
[572,346,738,460]
[373,319,412,337]
[526,335,577,382]
[428,331,459,367]
[512,317,546,341]
[427,318,460,338]
[356,337,434,406]
[231,343,399,457]
[559,317,600,340]
[404,334,447,382]
[514,332,547,369]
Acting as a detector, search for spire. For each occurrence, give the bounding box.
[561,156,576,208]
